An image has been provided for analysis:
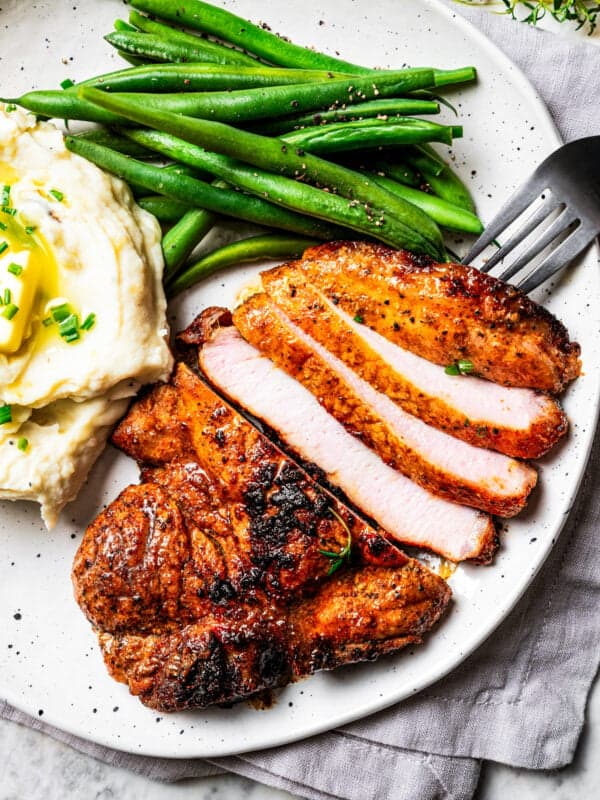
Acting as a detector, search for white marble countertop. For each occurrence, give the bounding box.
[2,670,599,799]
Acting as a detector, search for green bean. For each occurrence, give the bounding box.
[369,175,482,234]
[369,160,422,187]
[65,137,346,241]
[71,129,155,158]
[131,161,212,197]
[105,30,257,67]
[130,0,368,73]
[162,208,217,278]
[168,234,320,296]
[403,145,445,177]
[114,19,138,33]
[122,130,438,249]
[138,195,193,222]
[128,8,257,68]
[250,98,440,136]
[6,90,125,125]
[91,68,437,125]
[407,144,476,213]
[280,118,462,154]
[80,87,445,258]
[77,63,353,93]
[433,67,477,87]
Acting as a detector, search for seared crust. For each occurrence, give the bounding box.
[72,363,450,711]
[294,241,581,393]
[233,294,537,517]
[260,265,568,459]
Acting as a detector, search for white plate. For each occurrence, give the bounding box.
[1,0,598,759]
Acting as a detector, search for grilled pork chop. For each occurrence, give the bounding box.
[260,265,568,459]
[72,362,450,711]
[291,241,581,393]
[233,294,537,518]
[195,310,498,563]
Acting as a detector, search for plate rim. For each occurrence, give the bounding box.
[1,0,599,759]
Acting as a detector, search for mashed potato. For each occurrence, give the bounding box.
[0,106,173,526]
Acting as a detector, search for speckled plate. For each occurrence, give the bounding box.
[1,0,598,759]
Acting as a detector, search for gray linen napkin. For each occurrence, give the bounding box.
[3,6,600,800]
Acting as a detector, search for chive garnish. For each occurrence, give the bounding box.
[2,303,18,320]
[17,437,28,452]
[445,359,475,376]
[50,302,72,323]
[42,316,53,327]
[353,314,364,324]
[58,313,79,336]
[60,78,75,90]
[0,222,6,231]
[1,206,16,216]
[0,404,12,425]
[1,185,10,206]
[63,331,80,343]
[7,263,22,276]
[3,288,11,305]
[49,189,64,202]
[25,225,36,235]
[0,241,8,255]
[80,312,96,331]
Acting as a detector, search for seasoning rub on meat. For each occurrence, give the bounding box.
[72,362,450,711]
[196,310,498,564]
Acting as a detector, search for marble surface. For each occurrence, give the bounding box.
[2,668,598,799]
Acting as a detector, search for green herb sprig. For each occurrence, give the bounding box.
[318,508,353,575]
[459,1,600,34]
[444,358,475,376]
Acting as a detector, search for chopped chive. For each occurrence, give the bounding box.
[0,222,6,231]
[5,104,16,112]
[1,185,10,206]
[50,302,72,322]
[3,288,11,304]
[24,225,36,235]
[2,303,18,320]
[444,363,460,376]
[1,206,16,216]
[58,313,79,336]
[49,189,64,202]
[80,312,96,331]
[0,241,8,255]
[353,314,364,324]
[60,78,75,90]
[17,437,28,452]
[7,263,22,276]
[63,330,80,343]
[457,359,475,374]
[42,316,53,327]
[0,404,12,425]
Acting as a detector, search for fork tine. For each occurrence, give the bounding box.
[517,226,598,294]
[479,197,562,273]
[462,178,546,264]
[495,209,578,283]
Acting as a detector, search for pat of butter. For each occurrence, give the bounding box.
[0,250,38,354]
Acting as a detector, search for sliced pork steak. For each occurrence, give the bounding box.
[233,294,537,518]
[194,310,498,563]
[260,265,568,459]
[291,241,581,393]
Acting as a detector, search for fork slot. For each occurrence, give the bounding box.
[479,197,562,273]
[496,209,578,283]
[461,179,548,264]
[517,223,597,293]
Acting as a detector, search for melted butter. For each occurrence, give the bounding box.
[0,201,60,355]
[438,559,458,580]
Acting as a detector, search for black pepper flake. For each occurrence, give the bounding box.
[13,612,21,620]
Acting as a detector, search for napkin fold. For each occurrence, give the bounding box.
[3,5,600,800]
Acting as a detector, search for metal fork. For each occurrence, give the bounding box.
[462,137,600,293]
